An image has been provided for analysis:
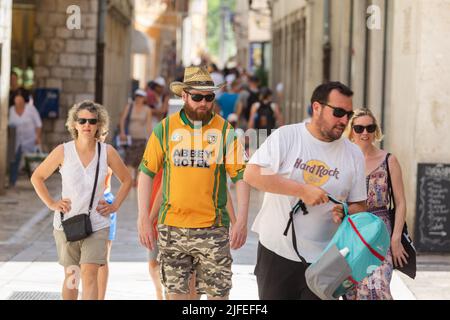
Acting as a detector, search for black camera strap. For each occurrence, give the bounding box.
[61,142,101,222]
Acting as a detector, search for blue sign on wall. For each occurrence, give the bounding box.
[34,88,59,119]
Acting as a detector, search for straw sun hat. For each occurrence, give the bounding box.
[170,66,225,97]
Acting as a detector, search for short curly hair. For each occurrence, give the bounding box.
[66,100,110,140]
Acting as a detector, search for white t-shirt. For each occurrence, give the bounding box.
[250,122,367,263]
[8,104,42,153]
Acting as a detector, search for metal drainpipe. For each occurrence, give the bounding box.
[380,0,389,150]
[95,0,107,104]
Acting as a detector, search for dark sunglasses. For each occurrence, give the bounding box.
[186,91,215,102]
[77,118,98,125]
[320,102,354,119]
[352,124,377,134]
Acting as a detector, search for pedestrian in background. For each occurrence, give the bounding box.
[9,71,20,108]
[216,79,241,121]
[119,89,152,187]
[30,101,132,300]
[247,87,283,133]
[8,87,42,188]
[236,75,260,130]
[146,77,169,130]
[343,108,408,300]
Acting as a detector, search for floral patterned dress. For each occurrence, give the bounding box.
[345,156,394,300]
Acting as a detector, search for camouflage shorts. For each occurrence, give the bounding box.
[157,224,233,297]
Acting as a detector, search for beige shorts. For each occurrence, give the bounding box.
[53,228,110,267]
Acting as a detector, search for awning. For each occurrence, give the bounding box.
[131,29,152,54]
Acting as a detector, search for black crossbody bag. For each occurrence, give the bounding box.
[386,153,417,279]
[60,142,101,242]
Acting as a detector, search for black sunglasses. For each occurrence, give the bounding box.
[353,124,377,134]
[320,102,354,119]
[185,91,215,102]
[77,118,98,125]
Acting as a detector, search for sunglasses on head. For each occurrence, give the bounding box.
[353,124,377,134]
[185,91,215,102]
[320,102,354,119]
[77,118,98,125]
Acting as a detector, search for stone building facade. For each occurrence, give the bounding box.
[135,0,188,84]
[32,0,133,149]
[269,0,450,239]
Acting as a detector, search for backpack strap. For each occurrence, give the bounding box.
[283,195,349,266]
[283,199,309,266]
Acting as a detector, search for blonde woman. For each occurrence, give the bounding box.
[343,108,408,300]
[31,101,132,300]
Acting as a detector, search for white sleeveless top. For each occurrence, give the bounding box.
[53,141,110,232]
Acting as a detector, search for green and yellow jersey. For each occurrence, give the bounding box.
[139,109,246,228]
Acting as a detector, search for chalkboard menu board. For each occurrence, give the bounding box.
[415,163,450,252]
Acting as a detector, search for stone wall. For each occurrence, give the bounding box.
[384,0,450,234]
[33,0,99,149]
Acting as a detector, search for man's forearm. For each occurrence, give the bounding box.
[235,180,250,223]
[148,187,162,224]
[348,201,367,215]
[243,164,304,197]
[137,172,153,220]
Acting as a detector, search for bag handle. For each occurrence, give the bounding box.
[283,194,347,266]
[61,142,101,222]
[328,195,349,217]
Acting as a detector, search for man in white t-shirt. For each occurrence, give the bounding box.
[243,82,367,300]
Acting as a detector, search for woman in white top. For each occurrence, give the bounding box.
[31,101,132,300]
[8,87,42,187]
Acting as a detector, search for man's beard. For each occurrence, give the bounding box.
[183,101,213,124]
[318,114,346,142]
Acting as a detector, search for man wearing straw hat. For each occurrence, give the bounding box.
[137,66,250,300]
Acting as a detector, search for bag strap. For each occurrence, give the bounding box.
[283,195,348,266]
[88,142,102,216]
[60,142,101,222]
[385,153,396,212]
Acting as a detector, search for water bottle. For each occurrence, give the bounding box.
[104,191,115,205]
